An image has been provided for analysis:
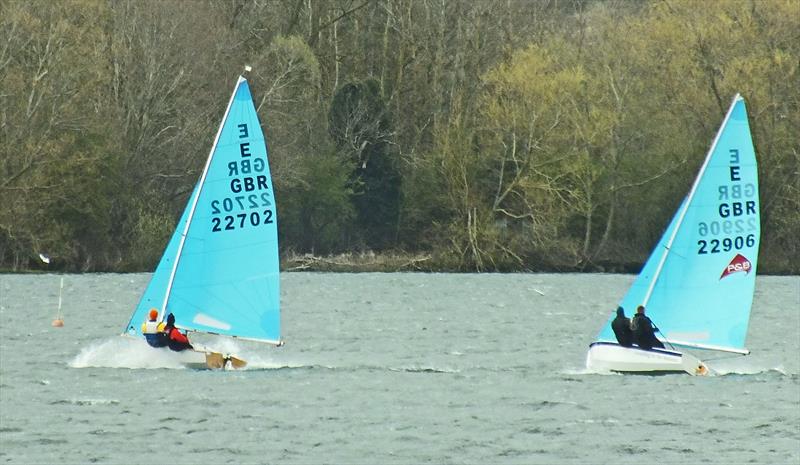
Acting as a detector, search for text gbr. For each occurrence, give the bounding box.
[697,148,757,255]
[210,122,274,233]
[228,123,268,193]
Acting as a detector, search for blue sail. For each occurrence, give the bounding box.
[126,76,280,344]
[597,95,759,353]
[124,185,200,337]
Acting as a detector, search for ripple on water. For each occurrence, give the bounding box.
[521,400,584,411]
[521,426,565,437]
[36,438,69,445]
[1,273,797,464]
[49,398,120,406]
[620,445,648,455]
[190,447,243,455]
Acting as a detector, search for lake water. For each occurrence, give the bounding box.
[0,272,798,464]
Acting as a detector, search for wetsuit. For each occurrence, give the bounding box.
[631,314,664,350]
[611,315,633,347]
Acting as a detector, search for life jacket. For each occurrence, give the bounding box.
[142,320,168,348]
[168,327,190,344]
[165,326,192,351]
[141,320,165,334]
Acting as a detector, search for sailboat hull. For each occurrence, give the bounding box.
[172,349,213,369]
[166,349,246,370]
[137,346,246,370]
[586,342,709,376]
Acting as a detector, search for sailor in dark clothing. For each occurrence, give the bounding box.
[163,313,194,352]
[631,305,665,350]
[611,306,633,347]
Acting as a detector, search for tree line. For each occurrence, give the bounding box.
[1,0,798,273]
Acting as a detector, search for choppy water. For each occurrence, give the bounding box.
[0,272,798,464]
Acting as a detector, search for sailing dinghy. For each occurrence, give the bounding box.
[124,73,281,369]
[586,94,759,375]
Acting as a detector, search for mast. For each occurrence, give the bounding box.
[641,94,743,306]
[159,76,247,319]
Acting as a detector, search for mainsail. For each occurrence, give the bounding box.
[596,94,759,354]
[126,76,280,344]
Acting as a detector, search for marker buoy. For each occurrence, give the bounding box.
[51,277,65,328]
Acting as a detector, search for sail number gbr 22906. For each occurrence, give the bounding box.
[696,148,757,255]
[211,122,274,233]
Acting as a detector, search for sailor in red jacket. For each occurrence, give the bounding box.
[164,313,193,352]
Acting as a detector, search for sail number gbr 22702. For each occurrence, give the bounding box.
[696,148,757,255]
[210,122,274,233]
[211,194,274,232]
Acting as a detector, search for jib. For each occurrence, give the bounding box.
[719,201,756,218]
[230,175,268,193]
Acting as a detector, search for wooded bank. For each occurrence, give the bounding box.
[1,0,798,274]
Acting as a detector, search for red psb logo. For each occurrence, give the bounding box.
[719,253,752,280]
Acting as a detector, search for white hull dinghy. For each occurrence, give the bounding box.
[123,71,282,369]
[586,94,760,376]
[586,342,708,376]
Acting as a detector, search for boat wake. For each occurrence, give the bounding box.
[238,354,310,371]
[711,365,791,377]
[70,337,190,369]
[70,337,304,370]
[563,367,622,376]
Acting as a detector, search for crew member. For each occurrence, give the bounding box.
[611,306,633,347]
[141,309,168,348]
[631,305,665,350]
[164,313,193,352]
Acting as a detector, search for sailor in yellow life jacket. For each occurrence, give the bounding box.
[142,308,168,348]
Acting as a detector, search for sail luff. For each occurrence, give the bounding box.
[159,76,247,319]
[642,94,743,306]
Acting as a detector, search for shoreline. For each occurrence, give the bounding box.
[4,251,796,275]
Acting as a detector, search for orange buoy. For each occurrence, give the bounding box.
[51,277,65,328]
